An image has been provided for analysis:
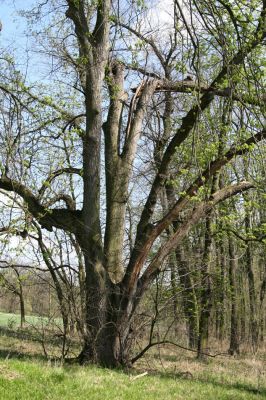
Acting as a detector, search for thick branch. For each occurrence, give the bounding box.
[0,176,80,233]
[154,130,266,235]
[66,0,91,51]
[148,80,265,107]
[122,79,159,159]
[92,0,111,47]
[44,194,76,210]
[103,61,126,162]
[103,78,158,281]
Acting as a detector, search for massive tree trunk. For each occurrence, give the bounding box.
[77,273,132,367]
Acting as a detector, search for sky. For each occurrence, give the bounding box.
[0,0,175,49]
[0,0,177,88]
[0,1,51,264]
[0,1,29,48]
[0,0,45,83]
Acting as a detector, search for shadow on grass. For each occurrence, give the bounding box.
[0,326,40,342]
[149,369,266,397]
[0,326,79,346]
[1,331,265,398]
[0,347,46,362]
[149,351,266,396]
[0,326,80,363]
[196,376,265,397]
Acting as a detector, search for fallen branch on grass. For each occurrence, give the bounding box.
[130,371,148,381]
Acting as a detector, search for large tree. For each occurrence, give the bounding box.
[0,0,265,366]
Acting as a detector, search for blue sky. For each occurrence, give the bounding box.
[0,0,46,80]
[0,1,28,47]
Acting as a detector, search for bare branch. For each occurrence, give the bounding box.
[138,181,254,294]
[38,167,82,197]
[131,340,230,364]
[124,22,266,292]
[123,124,265,295]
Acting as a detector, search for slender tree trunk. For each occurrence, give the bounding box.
[19,289,26,328]
[13,270,26,328]
[215,233,226,340]
[175,246,199,348]
[228,235,240,355]
[239,272,247,343]
[168,251,179,330]
[197,216,213,358]
[259,276,266,342]
[245,210,259,351]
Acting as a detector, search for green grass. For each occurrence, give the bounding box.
[0,358,265,400]
[0,312,61,329]
[0,312,265,399]
[0,334,265,400]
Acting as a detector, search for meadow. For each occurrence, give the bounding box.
[0,312,50,329]
[0,313,265,400]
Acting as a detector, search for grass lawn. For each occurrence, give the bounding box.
[0,313,265,399]
[0,357,265,400]
[0,312,61,329]
[0,335,265,400]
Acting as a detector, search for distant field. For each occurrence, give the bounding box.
[0,312,61,329]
